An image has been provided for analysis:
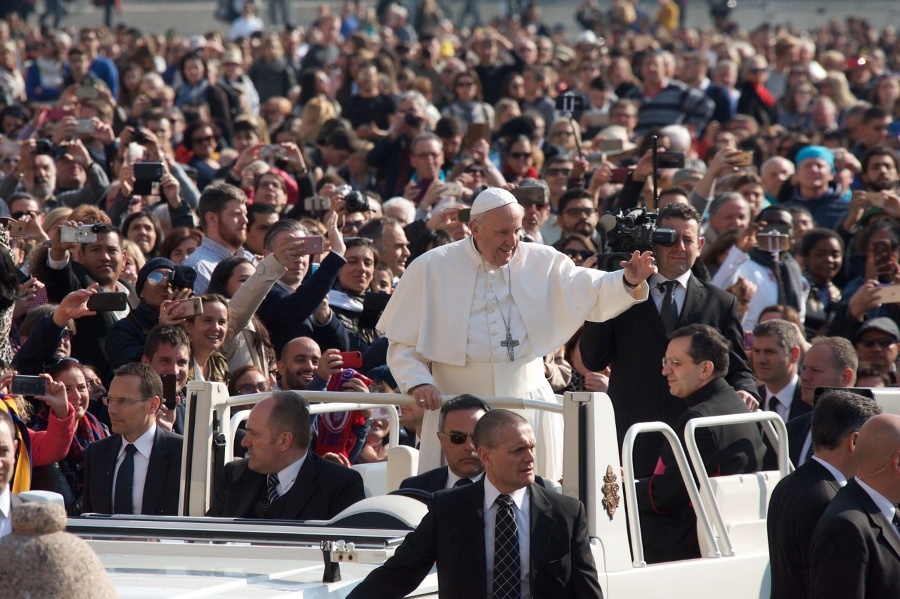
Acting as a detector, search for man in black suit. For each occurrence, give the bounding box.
[752,319,809,422]
[581,202,758,476]
[400,394,490,493]
[768,390,881,599]
[348,409,602,599]
[44,223,139,384]
[82,363,182,516]
[636,324,766,563]
[787,337,857,466]
[207,391,365,520]
[809,414,900,598]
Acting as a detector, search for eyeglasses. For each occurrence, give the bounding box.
[661,357,685,368]
[192,135,215,144]
[564,207,596,217]
[546,168,572,177]
[564,249,593,261]
[102,395,153,406]
[145,271,171,287]
[859,338,896,349]
[438,431,471,445]
[43,355,80,372]
[343,220,365,231]
[509,152,532,159]
[237,382,271,394]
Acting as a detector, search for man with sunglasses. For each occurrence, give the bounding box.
[400,394,490,493]
[515,178,551,244]
[82,362,182,516]
[854,318,899,386]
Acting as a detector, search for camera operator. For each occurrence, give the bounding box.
[0,138,110,212]
[44,222,138,384]
[581,202,758,476]
[367,91,429,199]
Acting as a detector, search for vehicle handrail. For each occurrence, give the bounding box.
[227,402,401,463]
[683,411,790,557]
[622,421,721,567]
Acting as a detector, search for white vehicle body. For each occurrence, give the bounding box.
[70,382,899,597]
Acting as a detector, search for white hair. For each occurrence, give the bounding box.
[383,196,416,225]
[761,156,795,177]
[659,125,692,153]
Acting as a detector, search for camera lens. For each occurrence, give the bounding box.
[344,191,370,213]
[171,265,197,291]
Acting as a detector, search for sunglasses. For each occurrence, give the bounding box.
[860,338,896,348]
[509,152,532,159]
[546,168,572,177]
[145,271,171,287]
[438,431,472,445]
[237,381,271,394]
[564,249,593,261]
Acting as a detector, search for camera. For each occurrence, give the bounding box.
[597,208,678,254]
[304,196,332,212]
[404,112,425,128]
[133,161,165,196]
[171,264,197,291]
[132,127,148,145]
[35,138,66,160]
[344,190,370,213]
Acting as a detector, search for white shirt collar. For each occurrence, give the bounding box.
[650,270,692,290]
[764,374,799,409]
[0,487,10,518]
[446,469,484,489]
[483,476,528,512]
[275,451,308,496]
[810,456,847,486]
[123,423,157,458]
[856,478,897,523]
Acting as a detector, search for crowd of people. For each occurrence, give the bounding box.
[0,0,900,594]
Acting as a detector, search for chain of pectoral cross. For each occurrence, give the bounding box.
[482,259,519,361]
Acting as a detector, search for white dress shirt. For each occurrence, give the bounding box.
[273,452,308,497]
[856,478,897,524]
[483,477,531,599]
[112,424,157,515]
[811,456,847,486]
[0,488,11,539]
[763,375,799,422]
[649,271,692,316]
[445,470,483,490]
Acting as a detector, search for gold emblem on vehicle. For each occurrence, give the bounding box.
[602,465,620,520]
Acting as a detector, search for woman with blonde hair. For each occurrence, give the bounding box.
[819,70,857,113]
[299,96,338,145]
[547,119,583,154]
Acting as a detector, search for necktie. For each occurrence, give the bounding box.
[804,433,815,464]
[454,478,473,488]
[114,444,138,515]
[492,494,521,599]
[263,473,280,508]
[659,280,679,333]
[768,396,780,414]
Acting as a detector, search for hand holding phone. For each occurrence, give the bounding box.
[338,351,363,369]
[87,292,128,312]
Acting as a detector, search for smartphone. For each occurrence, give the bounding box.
[437,181,462,198]
[160,373,178,410]
[867,191,885,207]
[133,161,165,195]
[60,224,99,244]
[657,152,686,169]
[0,217,25,237]
[299,235,325,255]
[584,152,607,166]
[463,122,491,147]
[11,375,47,396]
[610,167,631,184]
[260,145,286,161]
[555,92,585,113]
[338,351,363,369]
[75,84,99,100]
[731,150,754,167]
[595,139,624,153]
[303,196,331,212]
[74,118,95,135]
[172,296,204,317]
[46,108,68,121]
[872,239,895,284]
[757,223,791,253]
[87,292,128,312]
[0,138,18,155]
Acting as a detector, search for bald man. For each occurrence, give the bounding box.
[809,414,900,598]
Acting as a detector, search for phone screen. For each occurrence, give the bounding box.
[161,374,178,409]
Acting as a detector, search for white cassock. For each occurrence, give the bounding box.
[378,237,648,482]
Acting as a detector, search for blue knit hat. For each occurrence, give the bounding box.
[794,145,835,171]
[136,257,175,295]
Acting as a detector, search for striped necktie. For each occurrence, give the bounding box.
[263,473,280,508]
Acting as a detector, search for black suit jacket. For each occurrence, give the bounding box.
[767,458,840,599]
[787,412,812,467]
[635,378,767,563]
[581,274,758,476]
[759,383,811,470]
[400,467,548,494]
[206,451,365,520]
[81,427,183,516]
[809,478,900,599]
[43,259,139,384]
[347,480,603,599]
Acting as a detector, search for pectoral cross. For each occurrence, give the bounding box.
[500,331,519,361]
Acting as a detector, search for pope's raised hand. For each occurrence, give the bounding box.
[620,250,657,286]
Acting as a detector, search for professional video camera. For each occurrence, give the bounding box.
[594,208,677,271]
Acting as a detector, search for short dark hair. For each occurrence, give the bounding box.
[358,216,401,253]
[434,116,461,138]
[325,128,356,151]
[861,145,899,174]
[658,201,701,225]
[198,183,247,231]
[113,362,164,399]
[812,390,882,451]
[438,394,491,431]
[267,391,312,449]
[557,188,594,214]
[143,324,191,360]
[799,227,844,258]
[247,202,278,224]
[670,323,730,378]
[753,319,801,354]
[263,218,306,251]
[473,408,528,449]
[862,105,890,124]
[81,223,122,253]
[207,256,253,297]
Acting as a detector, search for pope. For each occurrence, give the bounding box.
[377,187,656,480]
